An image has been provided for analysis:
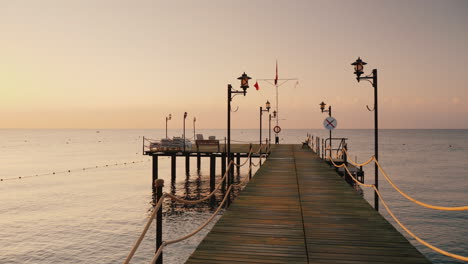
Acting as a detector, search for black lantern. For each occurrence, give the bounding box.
[319,101,326,112]
[273,110,277,118]
[237,72,251,94]
[265,100,271,111]
[351,57,367,80]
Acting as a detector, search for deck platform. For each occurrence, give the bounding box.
[144,144,269,157]
[186,144,431,264]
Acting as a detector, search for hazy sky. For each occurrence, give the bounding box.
[1,0,467,129]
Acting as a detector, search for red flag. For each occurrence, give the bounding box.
[254,81,260,90]
[274,60,278,85]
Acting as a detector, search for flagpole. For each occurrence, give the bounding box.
[256,61,297,144]
[275,83,279,143]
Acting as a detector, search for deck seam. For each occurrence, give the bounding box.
[293,146,310,264]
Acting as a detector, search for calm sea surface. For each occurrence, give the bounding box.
[0,129,466,264]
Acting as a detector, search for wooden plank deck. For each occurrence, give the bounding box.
[186,144,431,264]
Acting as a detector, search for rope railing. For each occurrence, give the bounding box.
[149,162,258,264]
[165,160,234,205]
[149,185,234,264]
[232,150,253,168]
[254,143,264,154]
[124,145,265,264]
[322,146,343,160]
[374,158,468,211]
[124,192,167,264]
[340,149,468,211]
[123,162,233,264]
[250,154,267,167]
[327,154,468,261]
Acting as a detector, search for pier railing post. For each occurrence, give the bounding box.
[221,153,226,192]
[229,153,234,186]
[343,143,348,166]
[152,155,159,204]
[249,143,252,179]
[155,179,164,264]
[226,154,232,208]
[210,154,216,207]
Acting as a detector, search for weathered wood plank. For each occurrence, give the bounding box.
[185,144,431,264]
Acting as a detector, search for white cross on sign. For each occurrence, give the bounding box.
[323,116,337,131]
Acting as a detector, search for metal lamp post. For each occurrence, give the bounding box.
[259,100,270,145]
[227,72,251,185]
[165,114,172,139]
[320,101,332,158]
[351,57,379,211]
[193,117,196,140]
[268,113,272,146]
[183,112,188,152]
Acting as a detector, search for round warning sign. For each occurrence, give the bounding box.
[323,116,337,131]
[273,126,281,133]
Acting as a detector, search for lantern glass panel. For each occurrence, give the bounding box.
[320,102,326,111]
[355,63,364,72]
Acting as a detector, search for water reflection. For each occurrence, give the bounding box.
[147,157,257,222]
[154,169,249,215]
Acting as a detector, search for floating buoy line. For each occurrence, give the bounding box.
[0,158,152,182]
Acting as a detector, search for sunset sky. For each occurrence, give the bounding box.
[1,0,467,129]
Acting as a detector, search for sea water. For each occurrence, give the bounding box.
[0,129,466,264]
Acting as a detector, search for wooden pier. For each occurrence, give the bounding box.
[186,144,431,264]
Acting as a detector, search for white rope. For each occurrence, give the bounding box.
[328,154,468,261]
[123,193,167,264]
[150,185,234,264]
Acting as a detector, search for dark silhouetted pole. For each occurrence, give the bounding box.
[269,114,272,146]
[183,112,187,152]
[193,117,196,140]
[165,114,171,139]
[259,101,270,146]
[155,179,164,264]
[352,57,379,211]
[210,154,216,207]
[227,72,251,197]
[259,106,262,145]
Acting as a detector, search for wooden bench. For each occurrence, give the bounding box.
[196,140,220,151]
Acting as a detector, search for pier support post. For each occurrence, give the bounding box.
[236,153,241,176]
[155,179,164,264]
[152,155,159,204]
[171,154,176,181]
[229,153,234,186]
[197,153,201,172]
[221,153,226,192]
[185,154,190,176]
[210,154,216,207]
